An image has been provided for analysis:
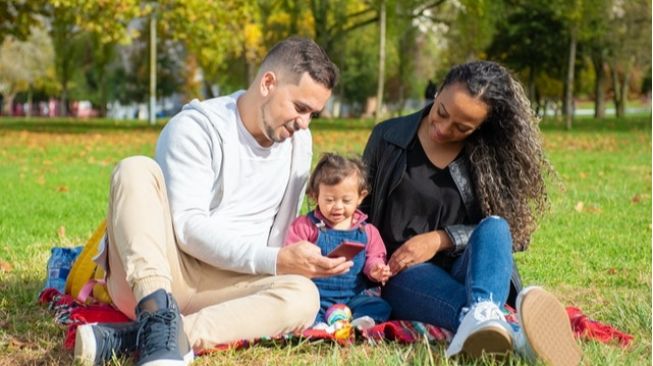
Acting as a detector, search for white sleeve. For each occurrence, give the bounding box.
[155,111,279,275]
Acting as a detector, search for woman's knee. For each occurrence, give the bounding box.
[474,216,512,250]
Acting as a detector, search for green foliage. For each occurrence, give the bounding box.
[106,32,186,105]
[1,0,651,117]
[0,0,47,42]
[157,0,255,88]
[0,26,54,113]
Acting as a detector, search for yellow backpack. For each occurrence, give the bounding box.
[65,220,112,304]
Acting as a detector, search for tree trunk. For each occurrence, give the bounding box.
[564,29,577,129]
[26,87,32,118]
[592,54,606,118]
[374,0,386,123]
[617,65,631,117]
[60,85,68,117]
[610,63,625,117]
[2,93,15,116]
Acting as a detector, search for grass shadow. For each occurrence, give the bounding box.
[540,115,652,133]
[0,118,164,134]
[0,272,73,365]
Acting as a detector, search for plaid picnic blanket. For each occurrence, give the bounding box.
[38,287,633,354]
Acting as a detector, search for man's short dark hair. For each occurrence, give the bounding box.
[260,36,339,90]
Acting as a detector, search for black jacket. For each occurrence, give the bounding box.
[361,106,522,306]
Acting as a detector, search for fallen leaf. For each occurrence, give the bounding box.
[0,260,13,272]
[607,268,617,275]
[631,194,642,204]
[9,337,27,348]
[56,185,69,192]
[57,226,66,239]
[578,172,587,179]
[574,202,584,212]
[586,205,602,213]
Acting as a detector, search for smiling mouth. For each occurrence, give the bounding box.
[283,125,294,136]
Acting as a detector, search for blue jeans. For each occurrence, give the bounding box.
[316,291,391,324]
[382,216,514,331]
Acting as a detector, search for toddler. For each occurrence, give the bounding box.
[284,153,391,326]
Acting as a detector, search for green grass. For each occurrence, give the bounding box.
[0,116,650,365]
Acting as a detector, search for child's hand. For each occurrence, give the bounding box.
[369,263,391,285]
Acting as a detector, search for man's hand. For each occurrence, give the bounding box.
[368,262,391,285]
[277,241,353,278]
[388,231,445,274]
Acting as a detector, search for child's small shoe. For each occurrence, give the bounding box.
[351,316,375,331]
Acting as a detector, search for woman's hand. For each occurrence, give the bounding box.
[388,231,444,274]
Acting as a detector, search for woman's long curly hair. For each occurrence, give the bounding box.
[440,61,551,251]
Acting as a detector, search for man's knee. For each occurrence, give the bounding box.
[111,156,162,187]
[275,275,320,327]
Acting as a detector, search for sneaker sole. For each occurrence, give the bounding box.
[74,324,98,366]
[518,287,582,366]
[461,323,513,359]
[138,350,194,366]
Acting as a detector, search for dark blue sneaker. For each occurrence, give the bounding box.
[74,321,139,365]
[135,289,193,366]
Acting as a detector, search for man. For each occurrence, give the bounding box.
[74,37,346,366]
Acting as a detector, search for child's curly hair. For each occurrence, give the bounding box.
[306,153,369,200]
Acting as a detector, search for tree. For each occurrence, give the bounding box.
[0,0,46,43]
[0,26,54,115]
[604,0,652,117]
[45,0,140,116]
[375,0,387,122]
[157,0,253,97]
[487,3,566,114]
[107,29,185,106]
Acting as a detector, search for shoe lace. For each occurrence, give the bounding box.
[137,309,178,357]
[473,302,504,322]
[96,326,131,363]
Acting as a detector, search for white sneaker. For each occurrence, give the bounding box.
[445,301,513,358]
[515,286,582,366]
[351,316,376,331]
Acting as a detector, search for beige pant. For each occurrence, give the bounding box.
[105,156,319,351]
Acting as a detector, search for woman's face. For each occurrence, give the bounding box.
[425,82,489,144]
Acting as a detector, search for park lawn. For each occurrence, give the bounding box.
[0,116,650,365]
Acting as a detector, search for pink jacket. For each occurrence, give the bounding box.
[284,209,387,281]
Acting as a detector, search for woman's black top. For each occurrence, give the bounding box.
[381,136,467,258]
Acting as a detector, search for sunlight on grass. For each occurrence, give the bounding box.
[0,116,650,365]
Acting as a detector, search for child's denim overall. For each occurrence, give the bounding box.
[308,211,391,324]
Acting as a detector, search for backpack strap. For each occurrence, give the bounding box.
[77,278,107,304]
[307,210,327,231]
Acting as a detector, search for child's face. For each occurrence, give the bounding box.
[317,174,367,227]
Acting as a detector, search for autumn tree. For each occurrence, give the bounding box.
[156,0,254,97]
[45,0,139,115]
[0,26,54,115]
[604,0,651,117]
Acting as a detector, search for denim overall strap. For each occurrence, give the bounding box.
[309,211,368,300]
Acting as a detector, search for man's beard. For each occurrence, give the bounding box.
[260,103,281,143]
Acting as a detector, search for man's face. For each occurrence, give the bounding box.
[258,72,331,145]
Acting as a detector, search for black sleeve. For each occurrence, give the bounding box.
[444,224,477,255]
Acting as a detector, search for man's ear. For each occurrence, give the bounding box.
[260,71,277,97]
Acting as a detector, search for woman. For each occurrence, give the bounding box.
[361,61,581,365]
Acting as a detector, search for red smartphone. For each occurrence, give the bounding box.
[326,241,365,260]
